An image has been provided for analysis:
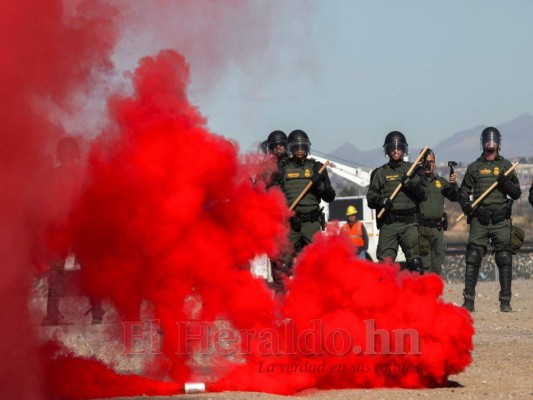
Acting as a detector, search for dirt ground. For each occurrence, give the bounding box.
[37,279,533,400]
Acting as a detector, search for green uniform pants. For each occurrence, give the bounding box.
[419,226,445,275]
[377,221,421,262]
[468,217,512,253]
[273,220,322,293]
[288,220,322,255]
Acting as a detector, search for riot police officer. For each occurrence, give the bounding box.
[272,129,335,292]
[418,149,459,275]
[458,127,521,312]
[366,131,426,274]
[41,137,105,325]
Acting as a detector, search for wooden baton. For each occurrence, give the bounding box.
[377,146,429,219]
[456,161,519,222]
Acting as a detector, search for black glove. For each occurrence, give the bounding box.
[413,164,424,174]
[497,174,508,186]
[311,173,325,184]
[461,202,475,216]
[497,173,521,200]
[400,173,411,186]
[311,162,326,184]
[381,198,393,211]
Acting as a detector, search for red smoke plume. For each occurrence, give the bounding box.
[50,49,289,398]
[1,1,473,398]
[54,50,471,398]
[0,0,116,398]
[213,228,473,393]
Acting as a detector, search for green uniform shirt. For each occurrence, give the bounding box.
[459,155,519,209]
[279,157,335,214]
[419,173,458,219]
[367,161,424,213]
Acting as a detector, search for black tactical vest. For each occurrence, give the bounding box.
[378,162,418,212]
[471,156,510,208]
[282,158,321,213]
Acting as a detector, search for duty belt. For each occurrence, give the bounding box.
[420,217,444,230]
[382,212,417,225]
[297,210,321,223]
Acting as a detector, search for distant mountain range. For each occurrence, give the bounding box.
[327,113,533,168]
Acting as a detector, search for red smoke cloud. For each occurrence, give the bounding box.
[53,50,471,398]
[1,1,473,398]
[51,49,289,398]
[43,342,182,399]
[212,228,473,394]
[0,0,116,398]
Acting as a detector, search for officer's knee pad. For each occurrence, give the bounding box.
[407,257,424,274]
[495,250,512,267]
[465,245,483,266]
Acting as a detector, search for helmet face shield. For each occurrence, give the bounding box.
[267,140,286,153]
[384,142,407,156]
[288,141,310,155]
[480,127,501,153]
[481,132,501,149]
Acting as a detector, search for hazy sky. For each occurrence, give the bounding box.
[106,1,533,155]
[189,0,533,154]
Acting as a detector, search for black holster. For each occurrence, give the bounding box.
[319,211,326,231]
[505,199,513,219]
[290,216,302,232]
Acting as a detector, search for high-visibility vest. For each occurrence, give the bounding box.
[341,221,365,248]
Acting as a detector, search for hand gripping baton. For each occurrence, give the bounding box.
[456,162,519,222]
[289,160,331,211]
[377,146,429,219]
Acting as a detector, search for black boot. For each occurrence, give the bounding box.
[496,251,513,312]
[90,298,105,324]
[42,265,66,325]
[462,264,479,312]
[271,260,294,294]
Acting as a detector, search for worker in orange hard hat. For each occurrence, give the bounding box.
[340,205,368,259]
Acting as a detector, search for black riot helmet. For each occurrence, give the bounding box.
[287,129,311,155]
[266,130,287,153]
[480,127,501,153]
[383,131,408,156]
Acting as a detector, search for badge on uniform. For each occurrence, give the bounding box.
[494,167,500,176]
[436,180,442,188]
